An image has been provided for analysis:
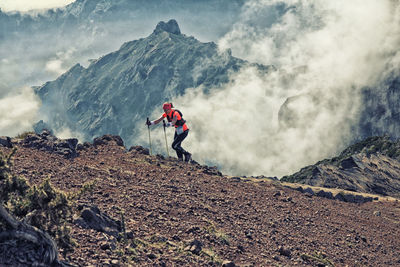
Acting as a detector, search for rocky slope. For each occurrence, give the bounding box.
[281,136,400,198]
[0,132,399,266]
[34,20,271,145]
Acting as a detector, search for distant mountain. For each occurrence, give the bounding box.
[281,135,400,198]
[357,75,400,139]
[0,0,244,41]
[35,19,271,144]
[0,0,245,95]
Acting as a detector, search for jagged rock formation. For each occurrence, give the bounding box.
[19,130,79,159]
[35,19,270,145]
[281,136,400,198]
[0,136,12,148]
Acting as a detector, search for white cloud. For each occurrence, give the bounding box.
[54,127,85,142]
[0,87,40,137]
[153,0,400,177]
[45,49,76,75]
[0,0,75,12]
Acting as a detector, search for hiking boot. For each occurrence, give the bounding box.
[178,157,184,162]
[184,152,192,162]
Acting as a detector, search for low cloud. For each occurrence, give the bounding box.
[162,0,400,177]
[0,0,75,12]
[45,49,76,75]
[0,87,40,137]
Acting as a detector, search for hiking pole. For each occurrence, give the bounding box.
[162,119,170,157]
[146,117,152,155]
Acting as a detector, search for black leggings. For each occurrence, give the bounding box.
[171,130,189,159]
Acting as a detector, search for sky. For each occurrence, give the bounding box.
[0,0,75,12]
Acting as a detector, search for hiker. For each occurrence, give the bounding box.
[146,102,192,162]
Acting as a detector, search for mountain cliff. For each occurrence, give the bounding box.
[281,136,400,198]
[35,19,270,145]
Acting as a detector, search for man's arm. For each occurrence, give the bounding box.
[152,116,164,125]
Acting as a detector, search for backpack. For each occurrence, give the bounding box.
[167,109,186,126]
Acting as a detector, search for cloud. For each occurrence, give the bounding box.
[45,49,77,75]
[159,0,400,177]
[54,127,85,142]
[0,0,75,12]
[0,87,41,137]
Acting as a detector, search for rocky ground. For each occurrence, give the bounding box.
[1,134,400,266]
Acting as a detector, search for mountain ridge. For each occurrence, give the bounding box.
[281,135,400,198]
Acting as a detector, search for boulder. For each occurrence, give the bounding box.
[74,205,122,238]
[0,136,12,148]
[93,135,124,147]
[22,130,79,159]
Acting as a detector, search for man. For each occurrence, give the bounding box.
[147,102,192,162]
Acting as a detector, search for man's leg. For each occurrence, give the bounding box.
[172,131,189,160]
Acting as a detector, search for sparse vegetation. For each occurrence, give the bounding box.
[0,149,101,264]
[301,251,335,267]
[205,221,231,245]
[339,135,400,159]
[15,131,35,140]
[0,150,76,254]
[201,247,223,265]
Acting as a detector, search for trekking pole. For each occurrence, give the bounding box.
[163,120,170,157]
[146,117,152,155]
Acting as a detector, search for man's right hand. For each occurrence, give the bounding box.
[146,118,152,126]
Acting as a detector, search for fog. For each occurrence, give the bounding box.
[144,0,400,177]
[0,0,74,12]
[0,87,40,136]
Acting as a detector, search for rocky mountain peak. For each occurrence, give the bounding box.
[153,19,181,35]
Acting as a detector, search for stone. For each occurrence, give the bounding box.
[21,131,79,158]
[373,211,381,216]
[100,242,110,250]
[0,136,12,148]
[93,135,124,147]
[278,246,291,257]
[74,205,122,237]
[222,260,236,267]
[187,239,202,255]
